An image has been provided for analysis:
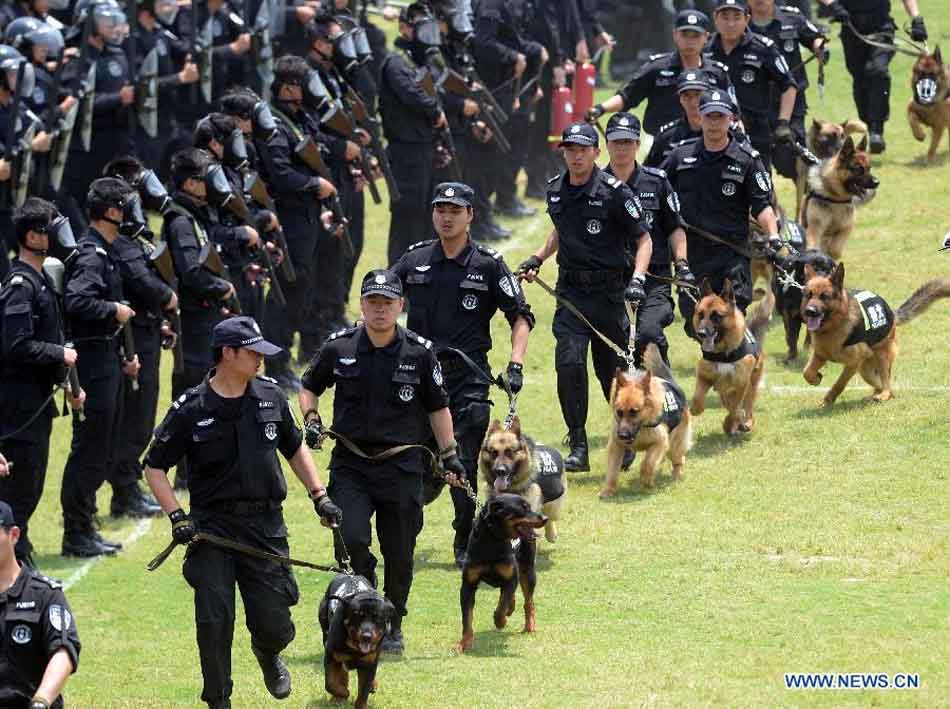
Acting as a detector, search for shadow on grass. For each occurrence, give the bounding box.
[901,152,950,169]
[451,627,523,658]
[690,430,753,458]
[794,397,876,419]
[594,472,681,502]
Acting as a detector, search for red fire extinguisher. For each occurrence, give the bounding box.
[572,62,597,122]
[549,86,574,150]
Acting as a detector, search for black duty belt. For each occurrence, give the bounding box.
[201,499,283,515]
[560,269,624,286]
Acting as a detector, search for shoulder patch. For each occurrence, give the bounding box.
[34,573,63,590]
[475,243,501,260]
[648,52,667,62]
[328,326,358,341]
[758,35,775,47]
[712,59,729,72]
[406,239,436,252]
[547,173,561,184]
[641,165,667,178]
[406,330,433,349]
[257,375,279,385]
[780,4,801,12]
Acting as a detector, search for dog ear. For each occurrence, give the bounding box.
[831,262,845,291]
[839,135,855,160]
[934,45,942,64]
[509,415,521,436]
[614,366,629,386]
[487,419,503,435]
[639,369,652,392]
[701,276,713,297]
[855,133,868,153]
[721,278,735,305]
[812,118,822,132]
[803,262,817,282]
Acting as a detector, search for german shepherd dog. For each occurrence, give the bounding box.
[479,417,567,543]
[691,278,774,435]
[455,493,548,654]
[600,344,693,496]
[318,574,395,709]
[772,249,837,363]
[801,262,950,406]
[802,135,879,260]
[907,47,950,162]
[796,118,869,219]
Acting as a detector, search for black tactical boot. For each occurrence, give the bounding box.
[564,428,589,472]
[869,125,886,154]
[251,645,292,699]
[62,530,119,558]
[110,483,163,518]
[207,699,231,709]
[380,627,405,655]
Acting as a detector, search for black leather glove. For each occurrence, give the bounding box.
[816,43,830,63]
[585,104,605,122]
[774,119,793,145]
[313,491,342,526]
[169,509,197,545]
[674,259,697,288]
[826,1,849,23]
[910,15,927,42]
[304,414,323,450]
[505,362,524,394]
[624,274,646,303]
[517,255,543,276]
[441,452,467,481]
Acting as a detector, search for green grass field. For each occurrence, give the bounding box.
[15,11,950,708]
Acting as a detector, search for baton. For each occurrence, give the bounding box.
[120,303,139,392]
[66,366,85,422]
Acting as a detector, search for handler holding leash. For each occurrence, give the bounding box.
[519,122,652,473]
[143,316,341,709]
[391,182,535,568]
[298,269,465,655]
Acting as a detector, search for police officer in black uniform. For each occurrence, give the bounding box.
[144,316,341,709]
[660,89,779,335]
[749,0,828,182]
[0,501,82,709]
[817,0,927,153]
[379,3,447,265]
[705,0,798,172]
[602,113,692,367]
[519,122,652,472]
[0,198,83,564]
[588,10,735,136]
[60,177,141,558]
[644,70,711,168]
[391,182,534,565]
[298,269,466,655]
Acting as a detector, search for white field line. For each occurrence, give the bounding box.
[767,384,950,394]
[62,518,153,591]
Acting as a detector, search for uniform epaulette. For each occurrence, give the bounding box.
[756,34,775,47]
[547,173,561,184]
[657,119,679,134]
[475,243,501,259]
[711,59,730,71]
[171,386,202,410]
[648,52,668,62]
[604,173,622,188]
[328,326,358,341]
[33,573,63,590]
[95,246,108,257]
[256,375,279,385]
[780,4,801,12]
[641,165,667,178]
[735,140,760,158]
[406,239,436,252]
[406,330,433,349]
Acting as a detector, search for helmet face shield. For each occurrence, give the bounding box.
[252,101,278,141]
[205,163,235,209]
[94,5,129,47]
[303,70,330,111]
[413,17,441,47]
[223,129,249,171]
[136,168,171,213]
[352,27,372,64]
[154,0,179,26]
[48,213,78,259]
[119,192,149,238]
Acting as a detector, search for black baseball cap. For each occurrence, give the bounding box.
[675,9,709,32]
[558,121,598,148]
[432,182,474,208]
[678,70,711,93]
[714,0,749,13]
[361,269,403,299]
[0,501,15,528]
[699,88,734,115]
[605,112,641,141]
[211,316,282,355]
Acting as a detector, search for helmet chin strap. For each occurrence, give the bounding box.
[22,243,48,257]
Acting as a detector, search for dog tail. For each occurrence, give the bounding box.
[643,342,675,382]
[896,277,950,325]
[842,118,869,141]
[747,283,775,343]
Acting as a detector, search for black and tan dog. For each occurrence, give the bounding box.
[455,493,547,654]
[772,249,837,363]
[479,417,567,543]
[801,263,950,407]
[318,574,395,709]
[795,118,869,219]
[908,47,950,162]
[601,344,693,496]
[691,278,773,435]
[802,135,879,260]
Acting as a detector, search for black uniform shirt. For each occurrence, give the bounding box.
[391,238,534,356]
[301,325,450,449]
[0,565,81,708]
[145,373,303,510]
[546,166,650,274]
[705,30,796,116]
[0,260,65,439]
[378,41,441,144]
[113,235,174,328]
[661,137,771,263]
[617,53,735,134]
[751,6,823,115]
[606,164,685,270]
[644,118,702,167]
[63,228,123,343]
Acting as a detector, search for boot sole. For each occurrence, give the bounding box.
[61,547,119,558]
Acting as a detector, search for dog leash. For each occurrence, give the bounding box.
[681,221,756,260]
[146,532,348,573]
[844,18,923,57]
[519,272,635,370]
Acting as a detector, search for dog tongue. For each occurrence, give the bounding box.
[493,476,509,494]
[701,332,717,352]
[805,315,823,332]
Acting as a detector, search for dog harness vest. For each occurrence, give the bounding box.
[645,379,688,431]
[531,444,565,503]
[701,328,760,363]
[843,290,894,347]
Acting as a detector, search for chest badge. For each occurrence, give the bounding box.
[264,423,278,441]
[461,293,479,310]
[586,219,602,235]
[741,69,755,84]
[414,265,431,272]
[108,60,123,78]
[398,385,415,402]
[722,182,737,196]
[11,624,32,644]
[784,39,795,53]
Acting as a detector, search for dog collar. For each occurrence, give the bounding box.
[701,329,758,363]
[806,190,852,205]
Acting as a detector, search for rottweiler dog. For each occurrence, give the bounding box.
[455,493,547,654]
[907,47,950,162]
[318,574,395,709]
[801,263,950,407]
